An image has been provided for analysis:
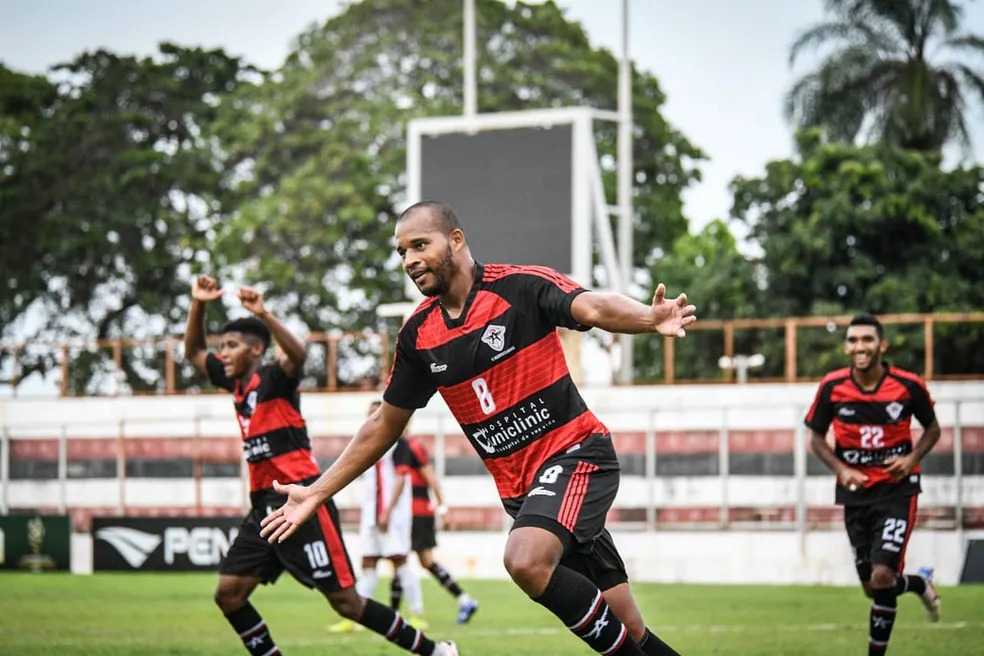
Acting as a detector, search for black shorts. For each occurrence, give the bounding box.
[503,433,628,591]
[844,495,919,581]
[220,500,355,594]
[412,515,438,552]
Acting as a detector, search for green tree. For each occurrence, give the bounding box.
[0,45,255,393]
[731,129,984,375]
[213,0,703,370]
[635,220,762,381]
[787,0,984,151]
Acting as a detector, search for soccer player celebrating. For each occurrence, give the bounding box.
[262,201,693,655]
[804,314,942,655]
[184,275,458,656]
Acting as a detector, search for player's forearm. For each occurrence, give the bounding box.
[810,432,845,476]
[184,299,208,360]
[309,424,399,502]
[420,466,444,505]
[572,291,655,334]
[255,309,306,369]
[911,419,941,462]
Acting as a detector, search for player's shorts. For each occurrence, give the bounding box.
[503,432,628,591]
[411,515,438,552]
[219,500,355,594]
[844,494,919,581]
[359,515,412,558]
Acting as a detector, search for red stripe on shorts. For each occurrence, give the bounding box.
[558,461,598,531]
[316,505,355,587]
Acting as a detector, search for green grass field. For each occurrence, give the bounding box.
[0,573,981,655]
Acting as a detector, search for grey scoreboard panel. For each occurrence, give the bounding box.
[419,125,573,273]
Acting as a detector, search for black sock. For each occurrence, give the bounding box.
[639,627,680,656]
[532,565,644,655]
[428,562,464,597]
[224,603,279,656]
[359,597,436,655]
[895,572,927,596]
[868,587,897,655]
[390,576,404,610]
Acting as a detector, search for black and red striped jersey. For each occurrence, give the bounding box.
[383,262,608,502]
[206,353,320,508]
[405,437,435,518]
[804,363,936,505]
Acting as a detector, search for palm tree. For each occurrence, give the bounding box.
[786,0,984,151]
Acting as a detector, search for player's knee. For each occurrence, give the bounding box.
[502,548,554,595]
[213,585,247,614]
[327,588,366,620]
[870,568,895,590]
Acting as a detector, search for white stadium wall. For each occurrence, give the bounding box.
[4,380,984,584]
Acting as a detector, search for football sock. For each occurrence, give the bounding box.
[390,576,404,610]
[359,598,436,655]
[224,603,280,656]
[639,627,681,656]
[356,568,379,599]
[396,563,425,616]
[532,565,645,655]
[895,572,927,596]
[868,587,897,655]
[428,562,464,597]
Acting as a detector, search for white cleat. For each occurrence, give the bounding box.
[434,641,460,656]
[916,566,941,622]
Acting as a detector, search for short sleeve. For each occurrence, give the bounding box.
[406,438,429,470]
[516,266,590,331]
[804,380,835,435]
[260,363,300,396]
[907,377,937,428]
[382,325,438,409]
[205,353,235,392]
[392,438,414,474]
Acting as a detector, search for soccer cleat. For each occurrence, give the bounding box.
[407,615,430,631]
[328,618,362,633]
[916,566,941,622]
[456,598,479,624]
[433,641,460,656]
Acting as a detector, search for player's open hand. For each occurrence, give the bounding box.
[192,275,224,303]
[650,283,698,337]
[237,287,267,317]
[883,454,917,481]
[259,480,322,543]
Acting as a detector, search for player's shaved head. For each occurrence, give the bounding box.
[398,201,463,235]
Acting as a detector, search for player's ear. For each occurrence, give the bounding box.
[449,228,465,252]
[879,338,889,355]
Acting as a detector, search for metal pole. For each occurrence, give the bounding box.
[953,401,963,528]
[1,427,9,514]
[616,0,634,383]
[463,0,477,117]
[645,410,657,531]
[58,425,68,514]
[719,408,729,528]
[794,418,807,551]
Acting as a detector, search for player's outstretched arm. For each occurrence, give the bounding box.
[571,283,697,336]
[184,275,224,373]
[260,401,415,543]
[237,287,306,378]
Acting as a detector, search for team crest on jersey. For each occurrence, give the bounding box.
[481,324,507,352]
[885,401,903,421]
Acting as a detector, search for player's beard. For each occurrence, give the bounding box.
[417,246,455,297]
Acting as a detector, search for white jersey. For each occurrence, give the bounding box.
[359,437,413,557]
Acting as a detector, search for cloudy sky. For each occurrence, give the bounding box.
[2,0,982,232]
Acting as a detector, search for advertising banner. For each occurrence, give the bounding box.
[0,515,71,571]
[92,516,241,571]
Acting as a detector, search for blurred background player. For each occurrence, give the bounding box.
[390,435,479,624]
[331,400,428,632]
[804,313,942,656]
[185,276,457,656]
